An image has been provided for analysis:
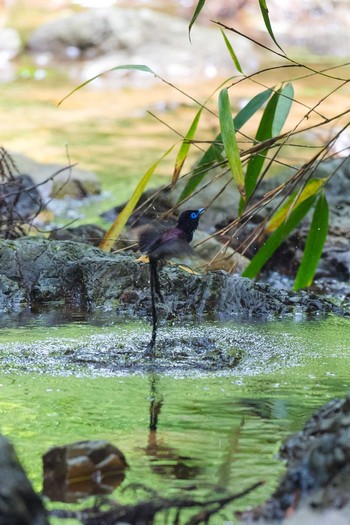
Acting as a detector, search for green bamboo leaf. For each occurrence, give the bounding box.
[233,88,273,130]
[243,83,294,204]
[189,0,206,41]
[178,144,224,202]
[258,0,285,53]
[178,88,273,203]
[220,30,243,73]
[266,177,327,233]
[218,88,245,198]
[58,64,156,106]
[242,195,316,279]
[243,92,279,204]
[172,107,203,187]
[294,193,329,290]
[272,82,294,136]
[99,144,175,252]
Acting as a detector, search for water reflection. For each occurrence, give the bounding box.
[0,314,348,513]
[0,305,115,329]
[43,439,127,502]
[0,371,348,513]
[145,372,202,482]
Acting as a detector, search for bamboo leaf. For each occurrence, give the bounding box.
[221,30,243,73]
[178,144,224,202]
[233,88,273,130]
[189,0,206,41]
[218,88,245,198]
[266,177,327,233]
[178,87,273,203]
[258,0,285,53]
[58,64,156,106]
[99,145,175,252]
[242,195,316,279]
[243,83,294,204]
[172,108,203,187]
[243,90,280,204]
[272,82,294,136]
[294,193,329,290]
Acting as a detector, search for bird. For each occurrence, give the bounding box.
[139,208,204,352]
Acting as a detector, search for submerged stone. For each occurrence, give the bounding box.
[43,440,127,503]
[239,394,350,522]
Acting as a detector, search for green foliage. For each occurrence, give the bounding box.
[266,178,327,233]
[242,196,317,279]
[294,193,329,290]
[218,88,245,198]
[188,0,206,40]
[172,108,203,186]
[241,178,328,280]
[234,88,273,130]
[61,1,346,288]
[100,145,175,252]
[189,0,283,53]
[178,87,273,202]
[58,64,156,106]
[242,83,294,208]
[221,30,243,73]
[178,141,224,202]
[258,0,285,52]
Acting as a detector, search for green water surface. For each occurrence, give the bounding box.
[0,314,349,522]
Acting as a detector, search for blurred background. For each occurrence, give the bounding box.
[1,0,350,228]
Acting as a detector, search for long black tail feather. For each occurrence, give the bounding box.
[147,259,162,352]
[151,259,164,302]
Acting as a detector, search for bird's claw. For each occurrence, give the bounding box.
[136,255,150,263]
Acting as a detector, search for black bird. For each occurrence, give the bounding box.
[139,208,204,352]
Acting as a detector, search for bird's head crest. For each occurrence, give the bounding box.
[177,208,204,234]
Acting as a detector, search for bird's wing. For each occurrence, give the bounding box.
[138,225,168,253]
[147,236,197,260]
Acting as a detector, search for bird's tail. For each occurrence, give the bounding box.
[147,258,163,352]
[150,259,163,302]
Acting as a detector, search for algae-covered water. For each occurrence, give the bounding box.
[0,313,349,522]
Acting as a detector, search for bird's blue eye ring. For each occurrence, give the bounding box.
[191,212,197,219]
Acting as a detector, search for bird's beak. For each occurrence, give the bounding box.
[198,208,205,216]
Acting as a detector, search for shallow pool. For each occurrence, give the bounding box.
[0,312,349,522]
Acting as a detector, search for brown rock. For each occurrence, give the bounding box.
[43,440,128,502]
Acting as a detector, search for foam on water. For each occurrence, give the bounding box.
[0,315,348,378]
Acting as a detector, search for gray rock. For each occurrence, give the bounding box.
[0,434,48,525]
[0,174,43,222]
[11,153,101,200]
[240,394,350,522]
[0,274,26,311]
[49,224,106,246]
[0,27,21,61]
[26,8,255,79]
[193,229,250,273]
[0,237,342,319]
